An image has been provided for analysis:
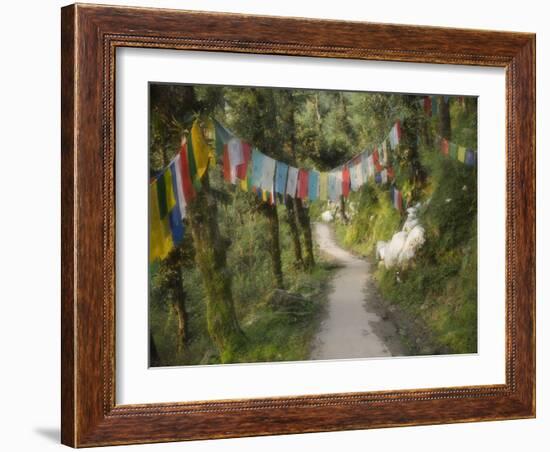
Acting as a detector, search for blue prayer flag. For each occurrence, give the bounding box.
[275,161,289,195]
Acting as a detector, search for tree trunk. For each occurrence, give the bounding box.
[401,98,427,201]
[294,198,315,270]
[187,173,244,361]
[339,195,349,224]
[438,96,452,141]
[172,296,188,354]
[285,197,304,269]
[260,202,284,288]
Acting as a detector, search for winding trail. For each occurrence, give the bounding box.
[311,223,405,360]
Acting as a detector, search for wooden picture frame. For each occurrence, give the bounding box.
[61,3,535,447]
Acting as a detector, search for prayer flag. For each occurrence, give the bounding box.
[170,157,186,220]
[156,168,176,219]
[457,145,467,163]
[465,149,476,167]
[367,154,375,180]
[286,166,299,198]
[259,154,277,191]
[360,151,369,183]
[373,148,383,172]
[375,172,382,184]
[237,142,252,181]
[297,168,309,199]
[149,180,174,262]
[349,157,363,191]
[190,120,211,180]
[450,142,458,160]
[227,138,244,183]
[328,170,342,202]
[213,119,232,157]
[381,168,388,184]
[440,138,449,156]
[179,140,196,202]
[168,204,184,246]
[308,170,320,201]
[250,148,264,188]
[342,165,350,198]
[222,145,231,182]
[275,161,289,195]
[319,172,328,200]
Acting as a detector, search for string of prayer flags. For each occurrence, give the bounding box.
[308,170,320,201]
[437,135,477,168]
[286,166,299,198]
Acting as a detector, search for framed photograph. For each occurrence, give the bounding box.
[61,3,535,447]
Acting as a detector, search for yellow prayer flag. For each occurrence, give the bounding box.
[149,181,173,262]
[164,168,177,214]
[191,120,213,179]
[457,146,466,163]
[319,172,328,201]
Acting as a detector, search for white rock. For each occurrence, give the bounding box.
[384,231,408,269]
[398,225,426,264]
[376,241,387,260]
[321,210,334,222]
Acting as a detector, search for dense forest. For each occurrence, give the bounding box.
[149,84,478,366]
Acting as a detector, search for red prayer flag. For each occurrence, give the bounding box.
[372,148,383,172]
[236,142,251,180]
[297,169,309,199]
[387,166,395,180]
[440,138,450,156]
[342,165,350,198]
[179,141,196,202]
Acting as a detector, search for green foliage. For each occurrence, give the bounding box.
[333,185,401,256]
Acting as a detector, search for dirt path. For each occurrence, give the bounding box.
[310,223,405,360]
